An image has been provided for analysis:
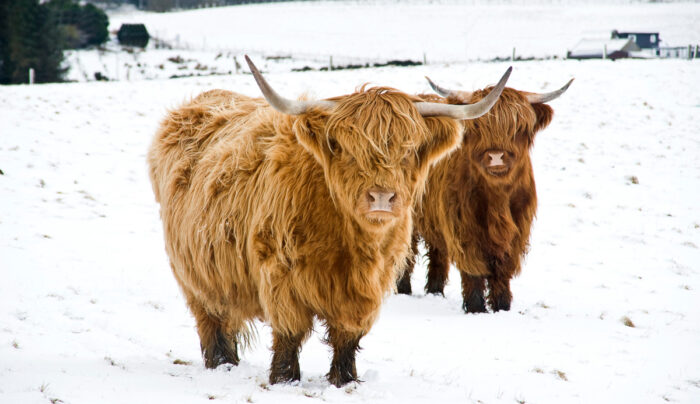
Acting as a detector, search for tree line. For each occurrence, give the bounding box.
[92,0,298,13]
[0,0,109,84]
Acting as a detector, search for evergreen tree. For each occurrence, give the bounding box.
[0,0,15,83]
[79,4,109,47]
[1,0,66,84]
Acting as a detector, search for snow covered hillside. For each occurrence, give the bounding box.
[63,0,700,83]
[108,0,700,62]
[2,1,700,403]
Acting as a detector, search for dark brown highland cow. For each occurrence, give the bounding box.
[397,76,573,313]
[148,56,510,386]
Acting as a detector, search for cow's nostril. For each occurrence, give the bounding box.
[389,194,396,203]
[368,193,376,202]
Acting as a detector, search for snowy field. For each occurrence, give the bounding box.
[2,2,700,404]
[108,0,700,62]
[64,0,700,83]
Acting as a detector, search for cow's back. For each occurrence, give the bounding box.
[148,90,263,203]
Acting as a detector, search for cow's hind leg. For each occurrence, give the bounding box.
[326,327,362,387]
[425,244,450,295]
[188,298,239,368]
[460,272,487,313]
[487,275,512,312]
[396,234,419,295]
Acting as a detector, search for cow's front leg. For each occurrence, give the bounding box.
[486,255,514,312]
[269,330,306,384]
[326,326,363,387]
[262,265,313,384]
[396,233,419,295]
[460,271,487,313]
[487,275,512,312]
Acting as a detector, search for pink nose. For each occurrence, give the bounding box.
[488,152,505,167]
[367,188,396,212]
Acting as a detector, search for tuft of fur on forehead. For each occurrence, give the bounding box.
[458,87,551,146]
[326,86,431,168]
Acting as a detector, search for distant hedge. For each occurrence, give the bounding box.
[46,0,109,49]
[122,0,302,13]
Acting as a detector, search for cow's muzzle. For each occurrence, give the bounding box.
[360,187,400,222]
[367,188,396,213]
[479,150,512,176]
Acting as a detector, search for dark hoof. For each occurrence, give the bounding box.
[269,366,301,384]
[462,303,487,314]
[425,280,446,296]
[327,368,359,387]
[462,293,487,314]
[396,274,412,295]
[269,352,301,384]
[204,351,238,369]
[203,331,239,369]
[490,295,512,312]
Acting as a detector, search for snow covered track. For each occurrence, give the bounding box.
[1,59,699,403]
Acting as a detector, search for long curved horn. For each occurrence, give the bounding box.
[425,76,471,100]
[245,55,335,115]
[525,78,574,104]
[415,66,512,120]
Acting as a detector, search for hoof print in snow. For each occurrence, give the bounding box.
[626,175,639,185]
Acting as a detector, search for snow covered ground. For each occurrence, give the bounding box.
[64,0,700,83]
[2,2,700,404]
[108,0,700,62]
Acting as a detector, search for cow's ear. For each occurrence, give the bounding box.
[531,103,554,134]
[418,117,461,169]
[293,115,331,165]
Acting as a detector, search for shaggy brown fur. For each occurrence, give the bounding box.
[397,87,555,313]
[148,86,461,386]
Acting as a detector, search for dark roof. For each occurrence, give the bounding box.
[614,31,659,35]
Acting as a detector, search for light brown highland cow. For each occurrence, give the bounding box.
[148,56,510,386]
[397,77,572,313]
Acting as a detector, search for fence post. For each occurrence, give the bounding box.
[28,68,35,85]
[423,52,427,65]
[688,45,693,60]
[695,45,699,59]
[329,55,333,71]
[511,47,516,62]
[603,44,607,60]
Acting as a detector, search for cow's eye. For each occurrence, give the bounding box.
[327,137,341,154]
